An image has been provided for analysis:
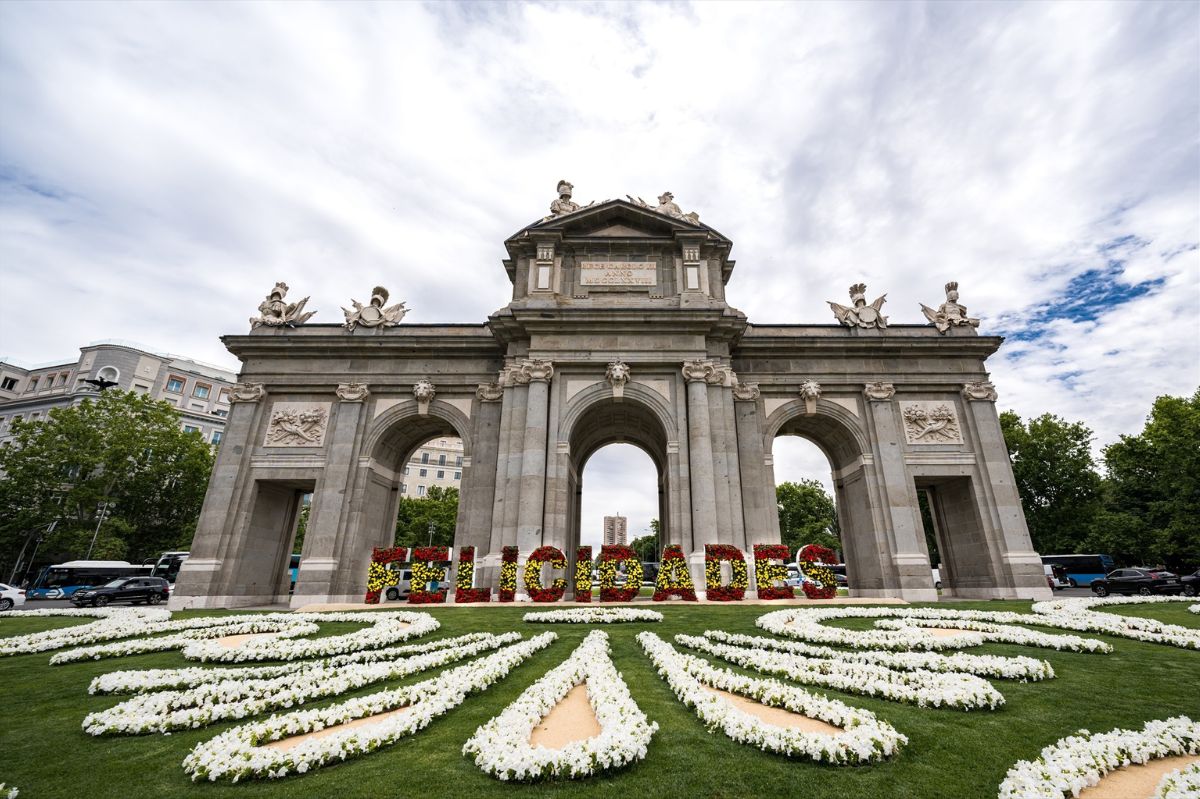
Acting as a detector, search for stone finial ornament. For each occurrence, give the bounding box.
[476,382,504,402]
[799,380,822,415]
[413,379,436,415]
[605,360,630,400]
[628,191,702,226]
[335,382,370,402]
[829,283,888,329]
[229,382,266,403]
[864,381,896,401]
[732,381,761,402]
[681,359,716,383]
[921,281,981,334]
[962,381,998,402]
[250,282,316,329]
[342,286,408,332]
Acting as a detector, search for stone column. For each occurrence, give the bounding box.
[170,382,266,609]
[290,382,369,607]
[733,383,773,546]
[962,381,1051,599]
[515,359,554,552]
[864,383,937,602]
[683,360,719,589]
[499,369,529,549]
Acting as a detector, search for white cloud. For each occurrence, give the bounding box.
[1,0,1195,464]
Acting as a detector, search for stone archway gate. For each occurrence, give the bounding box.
[171,193,1050,608]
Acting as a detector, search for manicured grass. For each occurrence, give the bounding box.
[0,601,1197,798]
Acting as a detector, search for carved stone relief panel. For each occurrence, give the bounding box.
[899,401,964,444]
[264,402,331,447]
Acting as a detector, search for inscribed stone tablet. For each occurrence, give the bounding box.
[579,261,657,286]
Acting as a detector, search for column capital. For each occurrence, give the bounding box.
[962,381,998,402]
[732,381,760,401]
[514,358,554,384]
[229,382,266,403]
[863,381,895,401]
[476,382,503,402]
[335,382,370,402]
[682,358,716,383]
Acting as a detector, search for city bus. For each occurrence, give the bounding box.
[150,551,189,584]
[1040,553,1116,587]
[27,561,153,600]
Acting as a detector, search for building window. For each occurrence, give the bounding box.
[438,454,446,466]
[183,424,199,434]
[166,375,186,393]
[211,430,223,445]
[454,471,461,480]
[437,470,445,479]
[193,383,211,400]
[421,452,429,464]
[404,467,410,475]
[97,365,119,384]
[419,468,427,477]
[26,377,38,392]
[212,409,228,418]
[1,377,16,391]
[456,455,463,467]
[417,485,426,497]
[400,484,407,494]
[218,387,231,404]
[132,383,151,393]
[30,412,41,419]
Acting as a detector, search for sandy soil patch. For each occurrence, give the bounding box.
[701,686,844,734]
[264,706,414,752]
[920,627,971,639]
[529,683,602,749]
[214,633,277,648]
[1077,754,1200,799]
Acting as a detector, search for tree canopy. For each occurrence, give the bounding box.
[630,533,657,562]
[393,485,459,548]
[776,479,840,555]
[0,390,214,579]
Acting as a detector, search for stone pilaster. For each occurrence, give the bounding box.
[683,360,719,557]
[515,359,554,551]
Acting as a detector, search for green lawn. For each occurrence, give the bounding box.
[1,601,1197,799]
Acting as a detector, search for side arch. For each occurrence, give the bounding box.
[762,398,869,469]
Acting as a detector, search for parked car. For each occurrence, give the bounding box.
[70,577,170,607]
[383,569,413,601]
[0,583,26,611]
[1089,568,1183,597]
[784,564,803,587]
[1045,564,1070,590]
[1181,569,1200,597]
[932,568,942,590]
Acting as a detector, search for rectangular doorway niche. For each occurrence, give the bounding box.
[916,476,1000,599]
[223,479,313,607]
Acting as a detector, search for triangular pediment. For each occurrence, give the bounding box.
[507,199,730,246]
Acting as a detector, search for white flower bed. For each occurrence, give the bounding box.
[1155,762,1200,799]
[702,630,1054,681]
[638,632,906,763]
[85,632,523,734]
[522,607,663,624]
[676,634,1003,710]
[181,611,439,662]
[182,633,556,782]
[1031,597,1200,650]
[463,630,657,780]
[997,716,1200,799]
[0,607,181,656]
[51,618,321,664]
[0,607,168,620]
[872,618,1108,653]
[89,632,498,695]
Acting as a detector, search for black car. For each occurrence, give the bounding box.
[1090,568,1183,597]
[1181,569,1200,597]
[70,577,170,607]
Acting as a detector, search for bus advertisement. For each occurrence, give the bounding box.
[1040,554,1116,586]
[26,561,154,600]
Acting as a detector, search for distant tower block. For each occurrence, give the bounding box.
[603,514,628,546]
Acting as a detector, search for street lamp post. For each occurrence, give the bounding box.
[85,501,113,561]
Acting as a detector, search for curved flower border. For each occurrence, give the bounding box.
[998,716,1200,799]
[1156,762,1200,799]
[523,607,663,624]
[463,630,657,780]
[637,632,906,763]
[182,633,557,782]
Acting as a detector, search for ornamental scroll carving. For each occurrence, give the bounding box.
[335,382,370,402]
[264,403,329,447]
[900,402,963,444]
[476,382,504,402]
[962,381,998,402]
[605,360,630,400]
[864,382,896,401]
[229,382,266,403]
[515,358,554,384]
[732,382,760,402]
[681,359,716,384]
[799,380,822,415]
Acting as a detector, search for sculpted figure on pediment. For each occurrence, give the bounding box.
[250,282,316,329]
[829,283,888,329]
[342,286,407,332]
[628,191,702,226]
[921,282,981,334]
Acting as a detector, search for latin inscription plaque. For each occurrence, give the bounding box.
[580,261,657,286]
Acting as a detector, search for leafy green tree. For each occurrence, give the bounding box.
[1097,389,1200,569]
[0,390,214,577]
[776,480,839,554]
[393,486,459,548]
[999,410,1102,555]
[630,534,658,562]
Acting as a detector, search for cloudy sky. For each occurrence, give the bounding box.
[2,2,1196,549]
